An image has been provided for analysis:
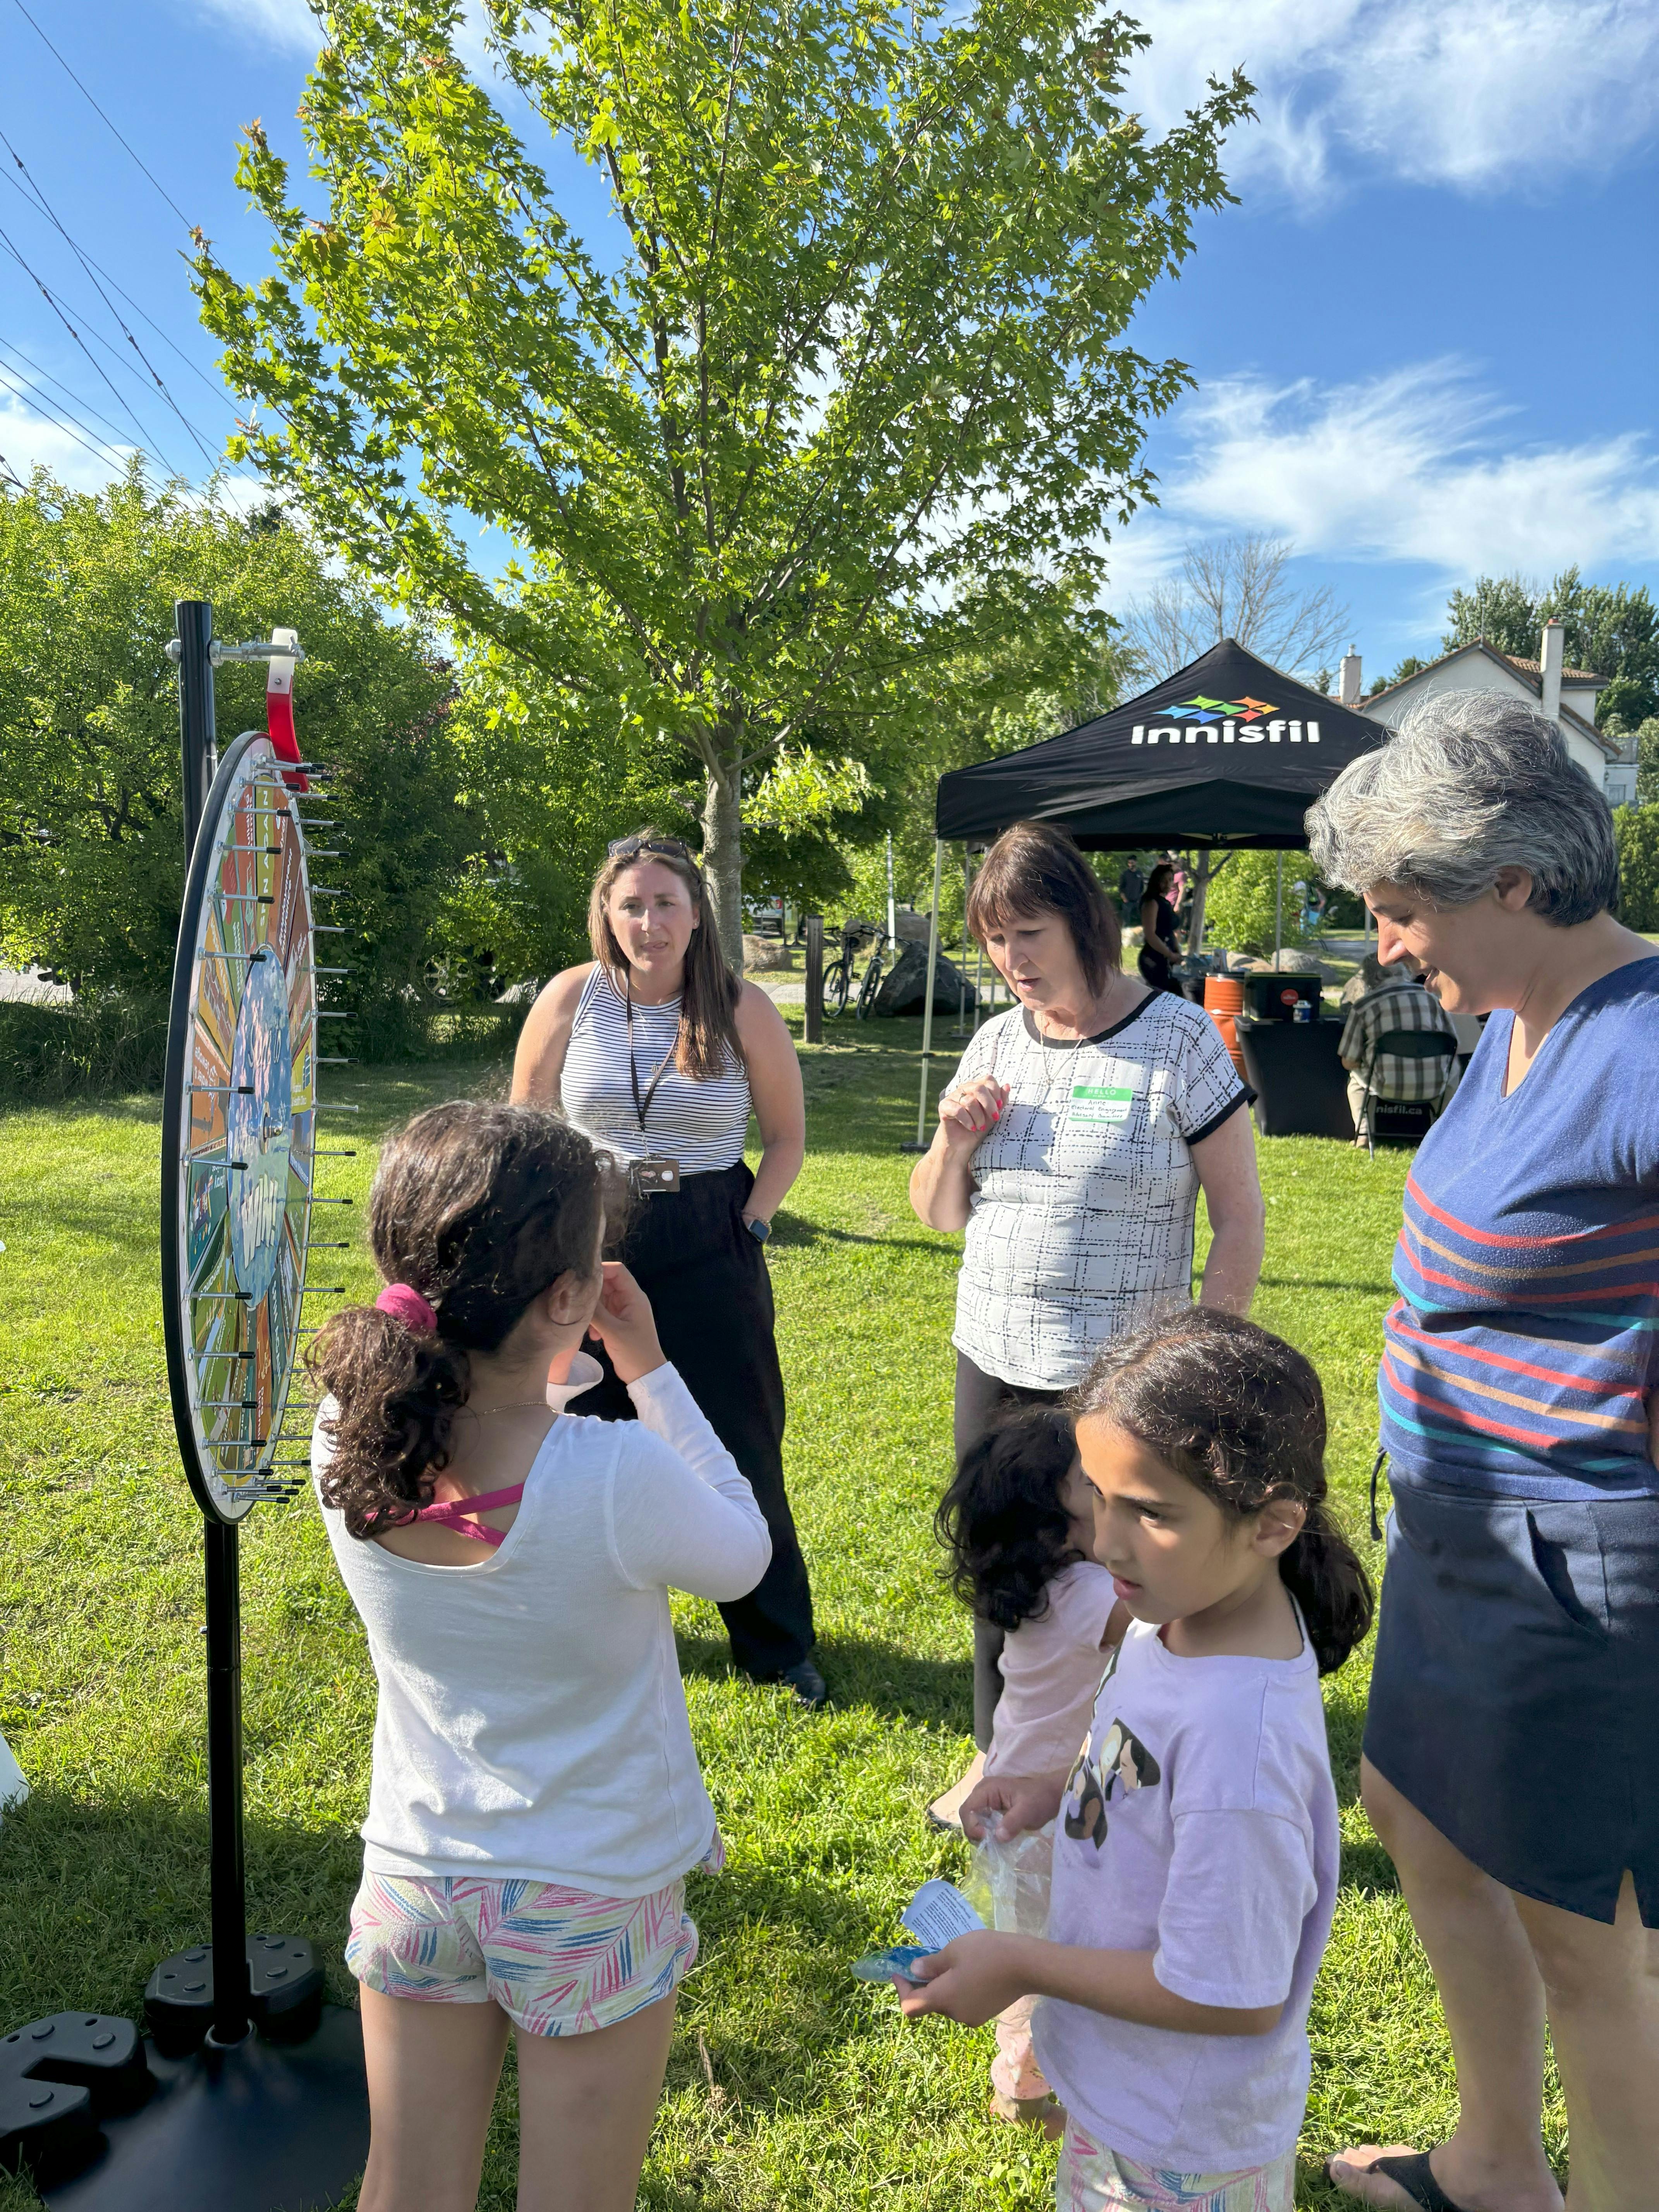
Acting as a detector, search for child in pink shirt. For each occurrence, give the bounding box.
[908,1310,1374,2212]
[936,1407,1124,2127]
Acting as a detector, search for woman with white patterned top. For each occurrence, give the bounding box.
[909,822,1266,1762]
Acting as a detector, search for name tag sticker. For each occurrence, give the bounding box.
[1068,1082,1137,1127]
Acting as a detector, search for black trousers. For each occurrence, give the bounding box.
[954,1350,1064,1750]
[569,1159,815,1680]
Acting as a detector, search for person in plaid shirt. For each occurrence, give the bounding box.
[1339,954,1461,1143]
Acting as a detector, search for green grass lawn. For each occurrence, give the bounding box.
[0,1017,1565,2207]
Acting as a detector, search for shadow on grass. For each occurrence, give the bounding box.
[675,1631,972,1733]
[0,1783,365,2030]
[667,1861,878,2111]
[769,1211,943,1256]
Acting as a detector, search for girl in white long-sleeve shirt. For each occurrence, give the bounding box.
[309,1099,770,2212]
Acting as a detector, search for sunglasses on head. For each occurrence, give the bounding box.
[607,835,694,863]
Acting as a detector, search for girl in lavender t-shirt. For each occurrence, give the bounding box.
[904,1310,1374,2212]
[936,1408,1125,2129]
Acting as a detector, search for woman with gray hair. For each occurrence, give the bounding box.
[1307,692,1659,2212]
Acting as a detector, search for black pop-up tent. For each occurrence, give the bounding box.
[936,637,1387,849]
[903,639,1389,1142]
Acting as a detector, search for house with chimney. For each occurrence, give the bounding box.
[1335,622,1638,807]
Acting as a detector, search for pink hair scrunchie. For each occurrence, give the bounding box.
[375,1282,438,1333]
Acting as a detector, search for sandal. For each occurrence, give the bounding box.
[1327,2150,1472,2212]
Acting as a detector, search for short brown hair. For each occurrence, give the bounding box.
[965,822,1121,994]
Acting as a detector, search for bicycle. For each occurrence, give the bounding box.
[855,923,891,1019]
[821,920,886,1017]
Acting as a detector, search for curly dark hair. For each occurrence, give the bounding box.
[1070,1307,1374,1675]
[934,1405,1083,1633]
[306,1100,626,1540]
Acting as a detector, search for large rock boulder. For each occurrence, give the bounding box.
[742,934,796,972]
[870,942,979,1017]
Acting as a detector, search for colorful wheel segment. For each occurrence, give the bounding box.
[162,730,320,1523]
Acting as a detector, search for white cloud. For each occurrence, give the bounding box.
[1124,0,1659,199]
[1107,360,1659,589]
[0,395,136,495]
[194,0,497,69]
[0,390,270,510]
[193,0,321,54]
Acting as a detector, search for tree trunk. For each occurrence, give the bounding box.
[701,760,745,974]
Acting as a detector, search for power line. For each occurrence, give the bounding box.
[0,339,145,459]
[0,222,189,479]
[0,2,299,491]
[0,13,299,465]
[0,361,138,476]
[7,0,193,231]
[0,158,247,424]
[0,130,224,474]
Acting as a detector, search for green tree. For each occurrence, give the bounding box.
[196,0,1250,959]
[828,590,1128,941]
[1634,718,1659,807]
[1200,849,1316,954]
[1442,568,1659,728]
[0,465,465,1008]
[1373,653,1429,693]
[1614,804,1659,933]
[1442,574,1540,658]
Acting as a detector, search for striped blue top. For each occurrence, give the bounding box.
[1380,957,1659,1501]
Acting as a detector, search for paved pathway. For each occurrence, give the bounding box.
[0,968,69,1004]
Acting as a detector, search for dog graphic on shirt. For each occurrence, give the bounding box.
[1062,1695,1163,1850]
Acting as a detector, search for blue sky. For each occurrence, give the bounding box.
[2,0,1656,686]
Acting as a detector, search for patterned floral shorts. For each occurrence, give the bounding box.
[347,1836,722,2037]
[1058,2122,1295,2212]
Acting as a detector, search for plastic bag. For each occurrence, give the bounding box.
[962,1817,1053,1937]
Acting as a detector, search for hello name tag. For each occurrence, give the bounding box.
[1067,1081,1137,1128]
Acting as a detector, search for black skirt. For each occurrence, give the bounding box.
[567,1159,815,1679]
[1365,1480,1659,1925]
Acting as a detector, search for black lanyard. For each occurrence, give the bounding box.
[625,978,680,1139]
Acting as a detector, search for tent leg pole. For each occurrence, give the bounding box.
[902,841,945,1152]
[1274,852,1283,960]
[1189,852,1210,958]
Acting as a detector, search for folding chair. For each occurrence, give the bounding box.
[1358,1029,1459,1158]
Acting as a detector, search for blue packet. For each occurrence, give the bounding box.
[850,1943,932,1984]
[854,1881,988,1987]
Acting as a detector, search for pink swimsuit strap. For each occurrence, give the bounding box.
[412,1484,525,1547]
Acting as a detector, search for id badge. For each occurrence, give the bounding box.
[1067,1080,1137,1129]
[634,1156,680,1195]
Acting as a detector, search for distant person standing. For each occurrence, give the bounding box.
[1116,858,1144,930]
[511,831,824,1706]
[1137,863,1183,995]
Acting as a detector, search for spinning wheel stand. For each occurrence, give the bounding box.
[1,602,371,2210]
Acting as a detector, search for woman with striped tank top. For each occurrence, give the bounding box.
[512,831,823,1704]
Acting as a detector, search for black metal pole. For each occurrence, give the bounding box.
[203,1522,250,2043]
[177,599,218,846]
[176,597,251,2047]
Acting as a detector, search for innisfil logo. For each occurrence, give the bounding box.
[1171,694,1275,723]
[1130,692,1319,747]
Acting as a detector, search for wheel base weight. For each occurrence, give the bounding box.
[17,2003,369,2212]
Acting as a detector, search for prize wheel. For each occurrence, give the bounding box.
[161,728,318,1524]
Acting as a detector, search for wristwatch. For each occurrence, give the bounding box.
[745,1215,771,1243]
